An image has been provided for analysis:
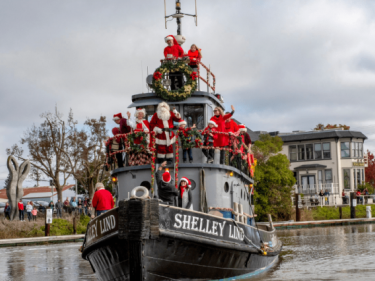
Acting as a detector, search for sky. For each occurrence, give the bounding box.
[1,0,375,187]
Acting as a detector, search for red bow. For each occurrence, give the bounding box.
[153,71,162,80]
[190,71,198,80]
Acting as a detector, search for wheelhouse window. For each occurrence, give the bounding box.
[314,143,322,159]
[323,143,331,158]
[183,105,204,130]
[145,105,156,122]
[306,144,313,160]
[325,170,332,184]
[343,169,350,189]
[298,145,305,160]
[289,146,297,161]
[341,142,350,158]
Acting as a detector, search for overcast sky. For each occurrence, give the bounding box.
[1,0,375,187]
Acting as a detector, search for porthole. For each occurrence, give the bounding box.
[190,179,197,190]
[140,181,151,190]
[241,189,243,199]
[224,182,229,193]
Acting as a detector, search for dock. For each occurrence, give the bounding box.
[271,217,375,230]
[0,234,85,247]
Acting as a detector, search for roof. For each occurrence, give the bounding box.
[22,192,57,199]
[294,164,327,170]
[231,118,259,143]
[0,185,74,200]
[278,130,367,143]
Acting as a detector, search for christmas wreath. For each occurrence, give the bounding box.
[127,131,148,153]
[179,129,203,149]
[151,59,198,101]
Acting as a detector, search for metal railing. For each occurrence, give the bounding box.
[294,183,339,195]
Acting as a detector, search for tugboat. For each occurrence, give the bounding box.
[81,1,282,280]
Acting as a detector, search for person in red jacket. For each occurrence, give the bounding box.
[210,105,235,164]
[224,114,239,165]
[92,182,115,216]
[187,44,202,70]
[202,120,219,163]
[164,35,184,90]
[18,199,25,221]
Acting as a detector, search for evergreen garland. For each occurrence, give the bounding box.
[128,131,148,153]
[179,129,203,149]
[151,59,198,101]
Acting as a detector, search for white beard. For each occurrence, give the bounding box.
[157,107,171,121]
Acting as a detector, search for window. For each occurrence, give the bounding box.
[306,144,313,160]
[224,182,229,193]
[318,171,323,189]
[145,105,156,122]
[183,105,205,130]
[323,143,331,158]
[298,145,305,160]
[353,169,357,188]
[289,146,297,161]
[325,170,332,184]
[341,142,350,158]
[352,142,358,158]
[343,169,350,189]
[314,143,322,159]
[357,169,361,186]
[359,143,363,158]
[362,169,365,183]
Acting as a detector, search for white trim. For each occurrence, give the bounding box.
[113,117,120,121]
[166,153,174,158]
[239,128,247,132]
[153,126,162,134]
[163,120,171,146]
[157,153,166,158]
[156,139,168,145]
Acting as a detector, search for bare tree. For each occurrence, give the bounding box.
[29,167,45,186]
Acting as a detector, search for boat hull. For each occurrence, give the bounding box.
[82,199,281,281]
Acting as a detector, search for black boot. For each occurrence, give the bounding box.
[166,158,173,165]
[157,158,165,164]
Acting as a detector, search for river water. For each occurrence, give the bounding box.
[0,224,374,281]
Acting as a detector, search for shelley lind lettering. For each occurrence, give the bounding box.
[173,214,244,241]
[99,215,116,235]
[86,221,98,243]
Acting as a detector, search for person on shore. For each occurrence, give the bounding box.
[31,207,38,221]
[18,199,24,221]
[4,202,9,220]
[178,177,192,209]
[26,202,33,222]
[323,189,330,205]
[155,161,179,205]
[83,198,88,216]
[70,197,78,214]
[55,199,63,218]
[319,190,325,205]
[202,120,218,163]
[77,198,83,215]
[63,197,70,213]
[48,201,54,216]
[5,204,11,220]
[356,190,363,204]
[92,183,115,216]
[187,44,202,71]
[342,190,349,204]
[210,105,235,164]
[177,120,196,163]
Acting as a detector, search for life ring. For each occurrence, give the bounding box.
[130,186,149,199]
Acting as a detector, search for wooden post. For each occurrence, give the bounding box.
[295,193,300,222]
[350,192,356,219]
[73,215,77,234]
[45,211,50,236]
[339,206,342,219]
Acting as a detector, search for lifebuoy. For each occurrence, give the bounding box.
[130,186,149,199]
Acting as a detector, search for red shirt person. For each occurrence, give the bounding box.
[92,182,115,216]
[18,199,25,221]
[224,114,239,148]
[164,35,184,59]
[187,44,202,68]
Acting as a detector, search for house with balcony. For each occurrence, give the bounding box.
[267,129,367,205]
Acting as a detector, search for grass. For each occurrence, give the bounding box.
[0,214,91,239]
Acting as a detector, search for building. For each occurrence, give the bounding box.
[272,129,367,205]
[0,185,76,203]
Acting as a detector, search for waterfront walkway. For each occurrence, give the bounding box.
[0,234,84,247]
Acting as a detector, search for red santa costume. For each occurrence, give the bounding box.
[128,108,150,145]
[164,35,184,59]
[149,102,181,162]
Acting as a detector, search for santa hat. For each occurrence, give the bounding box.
[238,124,247,132]
[178,120,187,126]
[134,108,146,118]
[180,177,191,188]
[113,113,122,121]
[164,35,179,46]
[208,120,218,127]
[162,170,171,183]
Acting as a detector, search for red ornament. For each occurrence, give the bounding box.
[153,71,162,80]
[190,71,198,80]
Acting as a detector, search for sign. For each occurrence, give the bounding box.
[46,209,53,224]
[85,209,118,247]
[352,199,357,207]
[353,162,364,167]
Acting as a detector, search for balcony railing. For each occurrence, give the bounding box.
[294,183,339,195]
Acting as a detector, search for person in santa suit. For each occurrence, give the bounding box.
[237,124,252,173]
[177,177,193,209]
[155,161,179,205]
[111,127,124,168]
[113,112,132,134]
[149,102,182,164]
[224,113,239,166]
[164,35,185,90]
[210,105,235,164]
[127,108,151,166]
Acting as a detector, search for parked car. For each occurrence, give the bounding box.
[33,201,49,213]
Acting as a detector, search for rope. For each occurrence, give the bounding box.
[247,186,263,244]
[199,169,209,213]
[232,219,264,254]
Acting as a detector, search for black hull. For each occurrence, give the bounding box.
[82,200,281,281]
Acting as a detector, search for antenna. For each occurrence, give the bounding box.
[141,61,143,94]
[164,0,198,31]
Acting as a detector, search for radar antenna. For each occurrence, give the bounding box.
[164,0,197,43]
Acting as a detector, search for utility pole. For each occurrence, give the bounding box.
[295,193,301,222]
[350,192,356,219]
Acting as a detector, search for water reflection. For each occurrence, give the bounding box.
[0,225,374,280]
[0,243,96,281]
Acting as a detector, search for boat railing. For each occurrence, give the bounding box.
[159,57,216,93]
